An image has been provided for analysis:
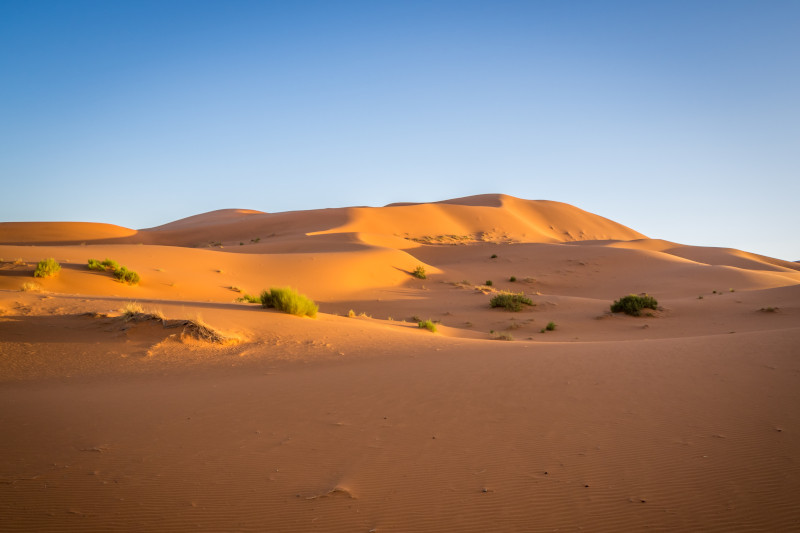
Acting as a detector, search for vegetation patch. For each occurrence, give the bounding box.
[509,276,517,282]
[181,317,241,345]
[236,293,261,304]
[760,307,779,313]
[34,258,61,278]
[545,321,556,331]
[412,265,427,279]
[418,319,437,333]
[88,258,139,285]
[20,281,44,292]
[113,267,140,285]
[261,287,318,318]
[490,292,534,312]
[610,294,658,316]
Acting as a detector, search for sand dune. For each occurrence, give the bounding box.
[1,194,798,532]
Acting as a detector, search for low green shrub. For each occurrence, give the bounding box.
[509,276,517,282]
[87,258,105,271]
[101,258,120,271]
[610,294,658,316]
[490,292,533,311]
[34,258,60,278]
[412,265,427,279]
[114,267,140,285]
[545,321,556,331]
[260,287,318,318]
[490,254,497,259]
[485,280,493,286]
[418,319,437,333]
[236,293,261,304]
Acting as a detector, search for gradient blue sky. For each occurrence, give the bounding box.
[1,0,798,260]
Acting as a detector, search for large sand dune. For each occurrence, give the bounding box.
[1,194,798,531]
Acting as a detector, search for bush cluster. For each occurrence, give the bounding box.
[34,258,61,278]
[418,319,437,333]
[87,258,139,285]
[260,287,318,318]
[412,265,427,279]
[610,294,658,316]
[490,292,534,312]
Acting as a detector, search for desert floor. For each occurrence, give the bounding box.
[1,195,798,532]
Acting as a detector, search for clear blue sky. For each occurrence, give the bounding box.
[1,0,798,260]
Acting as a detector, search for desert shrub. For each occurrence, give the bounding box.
[760,307,778,313]
[87,258,105,271]
[101,258,120,271]
[260,287,318,318]
[509,276,517,282]
[412,265,427,279]
[236,293,261,304]
[21,281,43,292]
[114,267,140,285]
[545,321,556,331]
[34,258,60,278]
[418,319,437,333]
[485,280,493,286]
[610,294,658,316]
[490,254,497,259]
[490,292,533,312]
[494,332,513,341]
[347,309,356,318]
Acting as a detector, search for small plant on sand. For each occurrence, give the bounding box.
[545,321,556,331]
[610,294,658,316]
[490,254,497,259]
[87,258,104,271]
[494,332,513,341]
[347,309,356,318]
[509,276,517,282]
[412,265,427,279]
[21,281,43,292]
[260,287,318,318]
[490,292,533,312]
[485,280,493,286]
[236,293,261,304]
[113,267,140,285]
[120,302,164,322]
[34,258,60,278]
[760,307,779,313]
[101,258,120,271]
[418,319,437,333]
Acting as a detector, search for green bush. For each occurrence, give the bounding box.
[101,258,120,271]
[34,258,60,278]
[485,280,493,286]
[610,294,658,316]
[545,321,556,331]
[509,276,516,282]
[418,319,437,333]
[236,293,261,304]
[87,258,105,271]
[490,292,533,311]
[412,265,427,279]
[260,287,318,318]
[114,267,140,285]
[490,254,497,259]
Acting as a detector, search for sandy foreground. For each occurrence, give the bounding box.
[0,194,798,532]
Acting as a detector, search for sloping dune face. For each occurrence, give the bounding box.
[0,222,137,244]
[1,194,799,533]
[314,194,647,243]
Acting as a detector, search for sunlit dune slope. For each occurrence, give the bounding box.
[314,194,646,243]
[0,222,137,244]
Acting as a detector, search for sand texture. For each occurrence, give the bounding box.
[1,194,798,532]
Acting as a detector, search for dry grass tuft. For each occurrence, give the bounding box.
[181,316,241,345]
[21,281,44,292]
[120,302,165,323]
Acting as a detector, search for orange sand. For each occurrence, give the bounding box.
[1,194,798,531]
